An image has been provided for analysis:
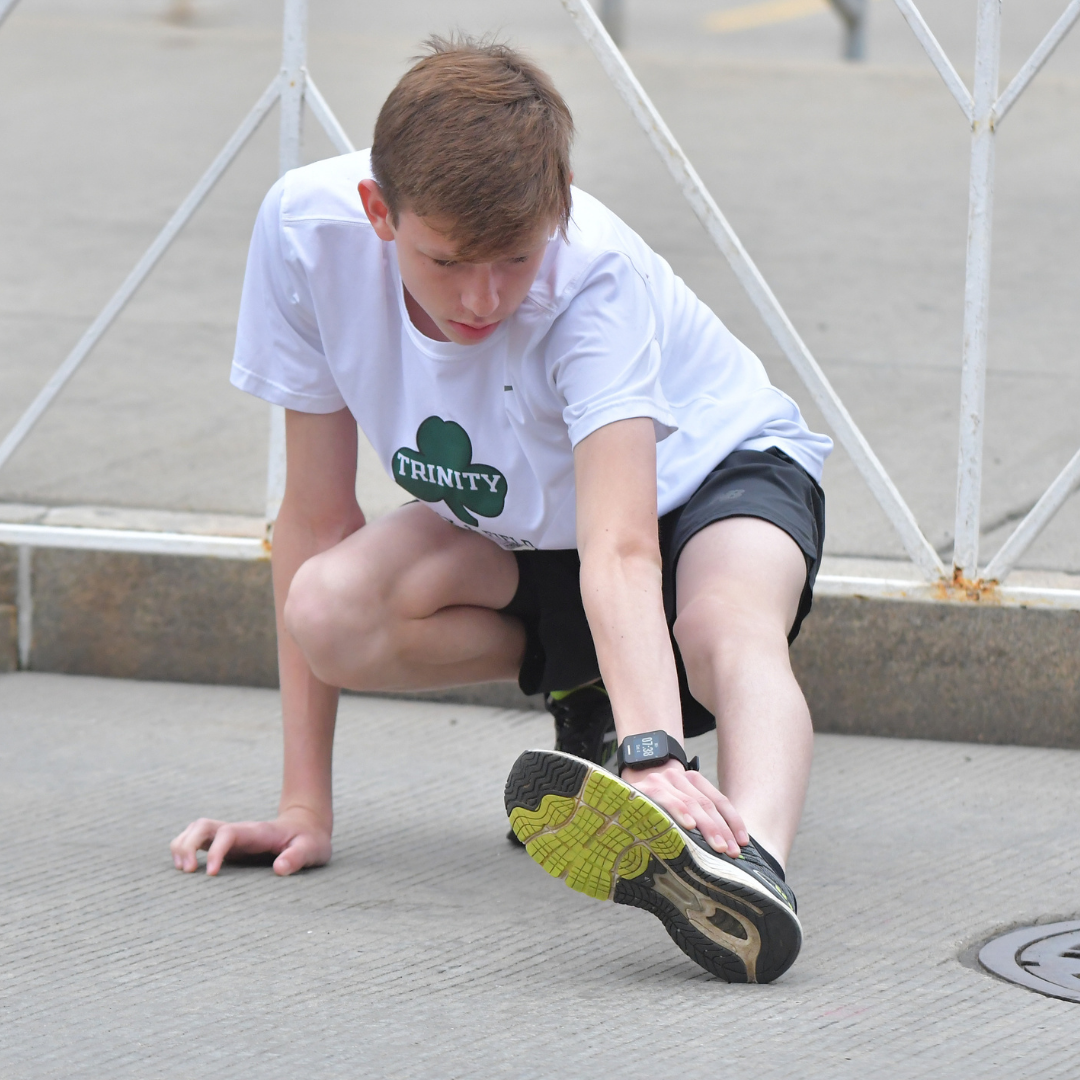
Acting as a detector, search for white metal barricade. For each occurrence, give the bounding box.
[0,0,355,665]
[1,0,1079,673]
[559,0,1080,601]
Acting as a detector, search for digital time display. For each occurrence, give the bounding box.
[627,731,669,762]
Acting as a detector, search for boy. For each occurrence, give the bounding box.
[170,37,830,984]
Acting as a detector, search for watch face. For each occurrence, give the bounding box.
[626,730,670,763]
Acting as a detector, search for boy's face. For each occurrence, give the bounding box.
[359,180,550,346]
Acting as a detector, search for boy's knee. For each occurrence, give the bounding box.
[673,592,786,680]
[672,596,720,690]
[284,556,383,679]
[286,551,427,688]
[284,559,338,659]
[674,595,794,715]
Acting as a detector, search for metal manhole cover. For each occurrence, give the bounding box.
[979,920,1080,1003]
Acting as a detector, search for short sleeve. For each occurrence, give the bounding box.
[545,252,677,448]
[230,179,347,413]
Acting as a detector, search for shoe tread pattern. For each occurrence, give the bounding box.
[505,750,801,983]
[614,852,802,983]
[504,750,589,814]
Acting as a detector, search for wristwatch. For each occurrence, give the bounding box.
[616,730,699,777]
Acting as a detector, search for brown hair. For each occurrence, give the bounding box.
[370,36,574,261]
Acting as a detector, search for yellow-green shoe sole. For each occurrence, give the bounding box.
[504,749,802,983]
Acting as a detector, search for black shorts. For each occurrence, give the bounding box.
[498,447,826,737]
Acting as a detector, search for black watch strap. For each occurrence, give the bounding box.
[617,730,700,777]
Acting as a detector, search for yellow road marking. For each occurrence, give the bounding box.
[704,0,831,34]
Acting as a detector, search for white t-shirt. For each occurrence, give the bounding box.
[232,150,832,550]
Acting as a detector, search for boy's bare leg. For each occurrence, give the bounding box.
[284,501,525,693]
[672,515,814,868]
[170,498,524,877]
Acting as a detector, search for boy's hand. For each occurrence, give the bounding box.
[169,806,331,877]
[622,760,749,857]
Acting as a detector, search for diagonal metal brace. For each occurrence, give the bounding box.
[0,74,283,476]
[305,74,357,155]
[892,0,975,124]
[994,0,1080,125]
[983,446,1080,581]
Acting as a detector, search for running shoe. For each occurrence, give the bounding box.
[507,683,617,847]
[504,748,801,983]
[547,683,618,772]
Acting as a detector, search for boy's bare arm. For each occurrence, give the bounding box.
[170,408,365,876]
[574,417,748,855]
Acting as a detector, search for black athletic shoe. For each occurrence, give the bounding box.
[684,828,797,914]
[504,748,802,983]
[547,683,618,772]
[507,683,617,847]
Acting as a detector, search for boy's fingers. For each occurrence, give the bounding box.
[697,798,740,853]
[649,786,697,831]
[273,832,329,876]
[689,800,737,855]
[672,801,699,832]
[171,818,223,872]
[635,777,713,838]
[651,783,737,855]
[169,817,320,876]
[669,775,740,855]
[272,838,306,876]
[204,824,238,876]
[273,842,309,877]
[627,771,742,855]
[685,773,749,847]
[652,786,704,833]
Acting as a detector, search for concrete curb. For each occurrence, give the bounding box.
[0,543,18,674]
[3,506,1078,749]
[0,605,15,674]
[789,596,1080,748]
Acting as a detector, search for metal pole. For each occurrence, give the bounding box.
[278,0,307,177]
[265,405,288,527]
[561,0,946,580]
[828,0,868,61]
[844,1,867,61]
[952,0,1001,581]
[266,0,308,530]
[16,545,31,669]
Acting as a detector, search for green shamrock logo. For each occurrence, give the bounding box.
[392,416,507,527]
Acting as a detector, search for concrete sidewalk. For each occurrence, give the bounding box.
[1,672,1077,1078]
